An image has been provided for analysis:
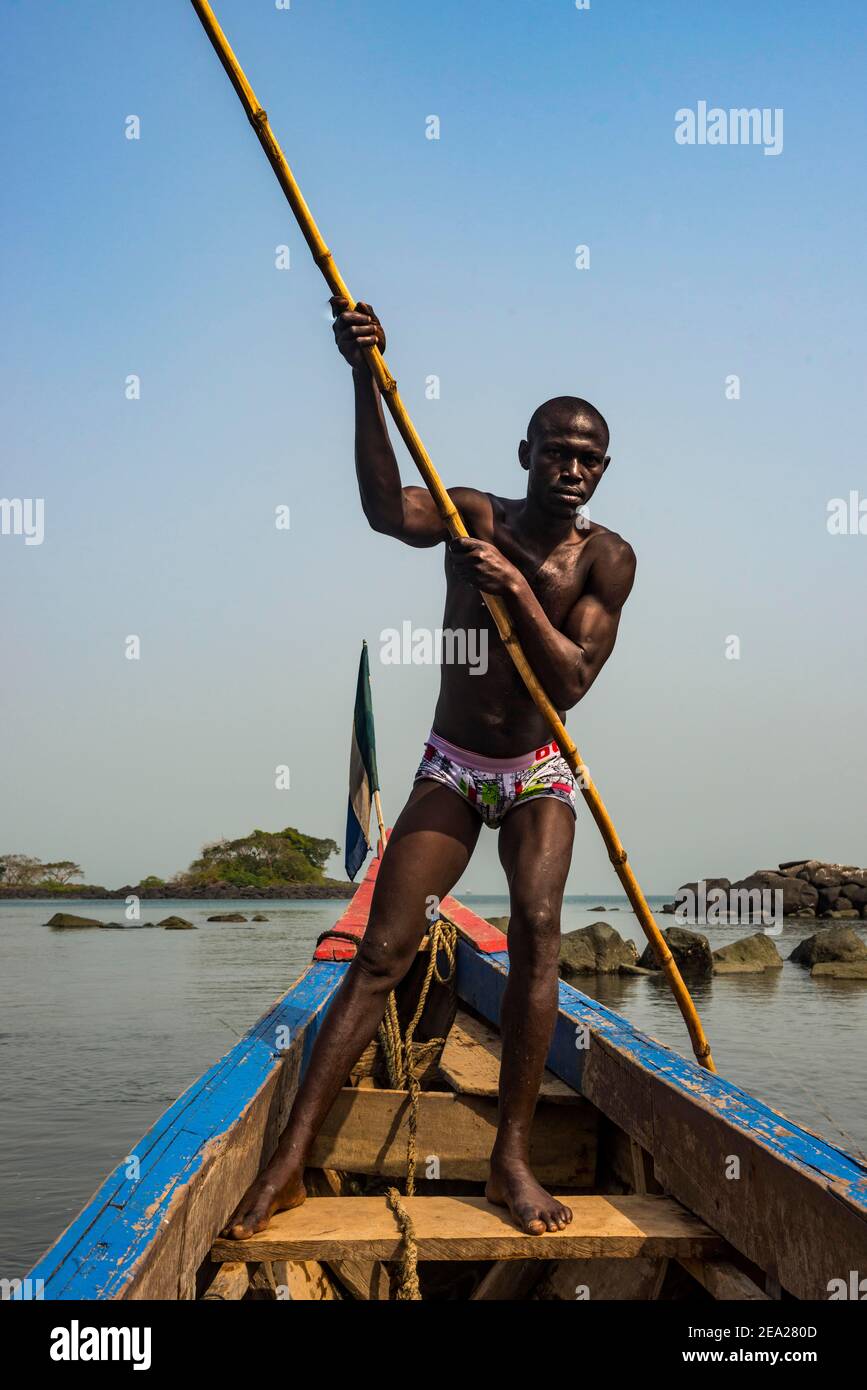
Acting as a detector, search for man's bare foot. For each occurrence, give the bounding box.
[221,1163,306,1240]
[486,1158,573,1235]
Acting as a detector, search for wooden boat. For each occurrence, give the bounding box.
[27,853,867,1301]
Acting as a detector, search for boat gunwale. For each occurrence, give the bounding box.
[457,942,867,1300]
[25,958,348,1299]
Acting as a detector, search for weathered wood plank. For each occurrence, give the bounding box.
[308,1087,596,1185]
[440,1012,579,1102]
[678,1258,770,1301]
[308,1170,388,1296]
[328,1258,391,1301]
[211,1194,721,1263]
[261,1260,342,1301]
[457,945,867,1300]
[202,1262,250,1300]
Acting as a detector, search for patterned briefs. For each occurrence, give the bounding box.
[414,730,577,829]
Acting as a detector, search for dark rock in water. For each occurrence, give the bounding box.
[99,919,159,929]
[251,914,269,922]
[668,862,867,924]
[559,922,638,979]
[484,916,510,933]
[817,886,847,914]
[45,912,101,928]
[638,926,713,976]
[789,926,867,967]
[794,860,832,883]
[206,912,248,923]
[796,862,858,889]
[160,916,196,930]
[730,871,817,919]
[713,934,783,973]
[840,884,867,907]
[669,879,731,919]
[676,877,731,899]
[589,905,607,912]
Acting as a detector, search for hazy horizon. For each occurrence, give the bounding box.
[3,1,866,895]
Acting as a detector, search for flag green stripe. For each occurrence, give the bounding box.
[352,641,379,793]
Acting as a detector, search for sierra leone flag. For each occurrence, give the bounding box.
[345,641,381,881]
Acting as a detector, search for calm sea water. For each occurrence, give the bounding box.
[1,894,865,1276]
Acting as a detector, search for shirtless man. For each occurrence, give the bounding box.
[224,300,636,1238]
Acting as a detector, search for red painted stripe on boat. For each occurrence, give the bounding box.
[441,896,508,953]
[313,836,508,958]
[313,854,378,958]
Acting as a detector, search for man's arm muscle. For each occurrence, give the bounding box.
[503,534,636,708]
[335,301,486,546]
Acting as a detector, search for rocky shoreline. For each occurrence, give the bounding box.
[485,861,867,985]
[661,860,867,921]
[551,920,867,983]
[0,879,357,902]
[44,911,277,930]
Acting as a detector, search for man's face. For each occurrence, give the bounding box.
[519,411,610,523]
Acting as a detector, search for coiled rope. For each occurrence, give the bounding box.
[377,916,457,1299]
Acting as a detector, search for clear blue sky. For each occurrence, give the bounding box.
[2,0,866,892]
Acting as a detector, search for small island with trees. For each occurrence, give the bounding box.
[0,827,357,900]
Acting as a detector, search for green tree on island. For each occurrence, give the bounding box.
[180,827,340,889]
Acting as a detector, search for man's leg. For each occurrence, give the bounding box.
[485,797,575,1234]
[224,778,481,1238]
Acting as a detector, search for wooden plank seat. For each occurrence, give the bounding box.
[211,1194,722,1264]
[309,1086,596,1186]
[440,1011,578,1102]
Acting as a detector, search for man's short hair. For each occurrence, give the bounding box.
[526,396,609,447]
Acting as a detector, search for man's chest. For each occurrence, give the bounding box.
[492,522,593,624]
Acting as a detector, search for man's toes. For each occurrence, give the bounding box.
[221,1211,243,1237]
[522,1210,547,1236]
[224,1204,265,1239]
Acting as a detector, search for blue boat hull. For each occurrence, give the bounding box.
[25,870,867,1300]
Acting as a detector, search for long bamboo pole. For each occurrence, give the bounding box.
[190,1,715,1072]
[373,789,387,858]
